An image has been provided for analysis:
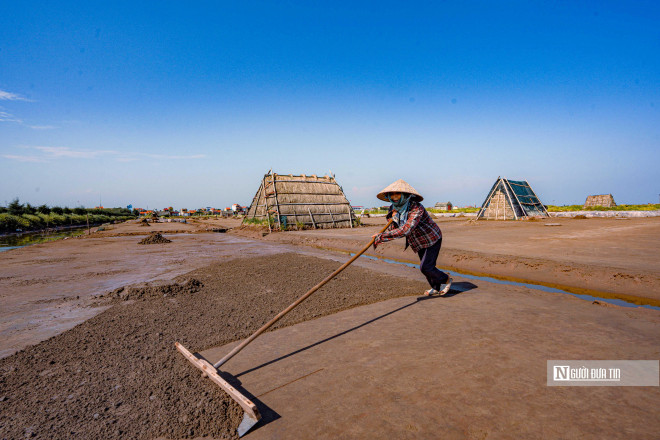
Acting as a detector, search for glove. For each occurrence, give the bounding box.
[373,233,382,249]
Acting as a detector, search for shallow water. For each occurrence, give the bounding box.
[0,227,88,252]
[351,253,660,312]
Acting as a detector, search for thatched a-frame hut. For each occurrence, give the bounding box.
[477,177,549,220]
[584,194,616,208]
[244,171,356,229]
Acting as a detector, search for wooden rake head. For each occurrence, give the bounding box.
[175,342,261,437]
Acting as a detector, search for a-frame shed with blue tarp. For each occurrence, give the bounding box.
[477,177,549,220]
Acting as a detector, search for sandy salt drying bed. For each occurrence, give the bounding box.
[0,253,426,440]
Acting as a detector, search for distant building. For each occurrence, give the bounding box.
[477,177,548,220]
[584,194,616,208]
[244,171,356,229]
[434,202,453,210]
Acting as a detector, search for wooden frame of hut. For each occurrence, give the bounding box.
[244,171,356,230]
[477,177,549,220]
[584,194,616,208]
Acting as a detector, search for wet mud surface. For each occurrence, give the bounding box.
[0,253,426,440]
[0,224,289,359]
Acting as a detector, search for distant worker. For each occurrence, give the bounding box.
[372,179,452,296]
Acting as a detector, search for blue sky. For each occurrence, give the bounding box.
[1,1,658,209]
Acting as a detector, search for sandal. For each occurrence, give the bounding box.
[439,277,453,295]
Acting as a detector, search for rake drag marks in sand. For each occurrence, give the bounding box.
[0,253,426,439]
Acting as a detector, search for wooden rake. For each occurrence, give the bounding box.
[175,219,393,436]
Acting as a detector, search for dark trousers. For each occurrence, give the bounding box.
[417,238,449,290]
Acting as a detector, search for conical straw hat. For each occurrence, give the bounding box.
[377,179,423,202]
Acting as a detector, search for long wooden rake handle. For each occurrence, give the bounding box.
[213,218,394,369]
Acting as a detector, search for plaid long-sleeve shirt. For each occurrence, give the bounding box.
[374,201,442,253]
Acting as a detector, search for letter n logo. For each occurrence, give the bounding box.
[554,366,570,380]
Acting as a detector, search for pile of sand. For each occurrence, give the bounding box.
[106,279,203,301]
[138,232,171,244]
[139,218,150,227]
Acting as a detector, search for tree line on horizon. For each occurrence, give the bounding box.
[0,198,137,234]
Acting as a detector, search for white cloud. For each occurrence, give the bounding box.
[140,153,206,160]
[2,146,207,162]
[34,146,117,159]
[0,90,31,101]
[27,125,56,130]
[0,90,47,128]
[2,154,46,163]
[0,110,22,123]
[1,106,52,129]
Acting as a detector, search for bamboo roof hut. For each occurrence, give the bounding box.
[477,177,549,220]
[584,194,616,208]
[244,171,356,230]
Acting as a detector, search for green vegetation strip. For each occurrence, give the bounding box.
[0,198,135,234]
[545,204,660,212]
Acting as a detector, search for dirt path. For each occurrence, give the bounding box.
[204,286,660,440]
[232,216,660,301]
[0,253,428,440]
